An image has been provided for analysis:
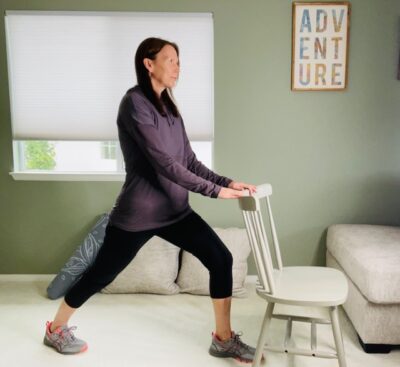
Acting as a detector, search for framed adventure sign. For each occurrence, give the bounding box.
[291,2,351,91]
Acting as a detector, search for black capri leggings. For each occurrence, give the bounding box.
[64,211,233,308]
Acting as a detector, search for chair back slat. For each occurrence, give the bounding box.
[238,183,282,294]
[266,196,283,270]
[242,211,270,291]
[252,210,276,293]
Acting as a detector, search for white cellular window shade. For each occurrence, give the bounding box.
[5,11,214,141]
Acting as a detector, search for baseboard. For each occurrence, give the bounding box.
[0,274,56,281]
[0,273,259,283]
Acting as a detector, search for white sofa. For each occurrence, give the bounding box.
[326,224,400,353]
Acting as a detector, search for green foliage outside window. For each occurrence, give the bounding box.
[25,141,56,170]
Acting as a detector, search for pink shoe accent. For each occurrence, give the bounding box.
[212,331,234,342]
[80,344,88,353]
[235,356,253,364]
[46,321,53,335]
[46,321,64,335]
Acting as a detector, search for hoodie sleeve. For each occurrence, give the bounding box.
[180,117,233,188]
[121,94,222,199]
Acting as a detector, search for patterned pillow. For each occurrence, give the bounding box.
[176,228,251,298]
[46,213,109,299]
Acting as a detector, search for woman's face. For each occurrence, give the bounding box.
[145,44,180,93]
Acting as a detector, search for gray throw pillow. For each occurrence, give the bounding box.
[176,227,251,298]
[101,235,180,295]
[46,213,109,299]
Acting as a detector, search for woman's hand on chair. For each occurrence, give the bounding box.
[218,182,257,199]
[228,181,257,194]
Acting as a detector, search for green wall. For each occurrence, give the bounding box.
[1,0,399,274]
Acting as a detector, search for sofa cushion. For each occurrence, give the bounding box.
[176,227,251,298]
[327,224,400,304]
[327,251,400,344]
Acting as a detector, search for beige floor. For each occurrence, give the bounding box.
[0,275,399,367]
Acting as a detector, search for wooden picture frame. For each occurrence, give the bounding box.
[291,2,351,91]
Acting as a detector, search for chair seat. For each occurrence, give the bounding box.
[256,266,348,307]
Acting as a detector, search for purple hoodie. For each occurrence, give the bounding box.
[108,85,233,231]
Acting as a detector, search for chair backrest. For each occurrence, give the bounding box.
[238,183,282,294]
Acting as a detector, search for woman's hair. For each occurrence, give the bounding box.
[135,37,180,118]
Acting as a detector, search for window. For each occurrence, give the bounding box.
[100,142,117,160]
[12,139,212,178]
[5,11,214,181]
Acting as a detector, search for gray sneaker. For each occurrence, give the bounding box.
[43,321,88,354]
[209,330,264,363]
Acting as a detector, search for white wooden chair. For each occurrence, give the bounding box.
[238,183,348,367]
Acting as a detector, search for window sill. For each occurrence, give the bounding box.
[9,171,126,182]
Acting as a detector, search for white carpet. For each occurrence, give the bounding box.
[0,275,399,367]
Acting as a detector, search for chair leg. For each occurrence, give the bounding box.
[253,302,275,367]
[329,306,347,367]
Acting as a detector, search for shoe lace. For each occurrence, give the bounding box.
[56,326,77,346]
[231,331,251,352]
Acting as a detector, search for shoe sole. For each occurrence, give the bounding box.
[43,336,88,355]
[209,348,253,363]
[209,347,265,364]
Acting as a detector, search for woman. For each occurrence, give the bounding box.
[43,37,259,363]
